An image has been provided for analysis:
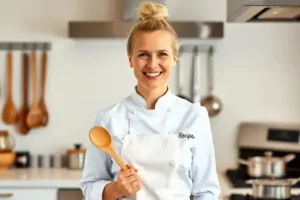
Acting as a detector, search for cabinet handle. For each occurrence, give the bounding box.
[0,193,13,198]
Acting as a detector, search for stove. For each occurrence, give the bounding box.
[226,169,300,188]
[230,194,300,200]
[226,122,300,189]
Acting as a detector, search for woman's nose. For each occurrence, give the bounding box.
[147,57,158,68]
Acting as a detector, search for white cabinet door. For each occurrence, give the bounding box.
[0,188,57,200]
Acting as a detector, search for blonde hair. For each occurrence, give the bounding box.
[126,1,179,57]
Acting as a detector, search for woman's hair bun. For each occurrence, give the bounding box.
[138,1,169,21]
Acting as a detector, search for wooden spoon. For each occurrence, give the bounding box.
[26,48,43,128]
[17,52,31,134]
[2,50,18,124]
[89,126,128,170]
[39,49,49,126]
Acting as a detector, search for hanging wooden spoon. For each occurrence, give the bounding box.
[26,45,43,128]
[2,46,18,124]
[89,126,128,170]
[39,45,49,126]
[17,47,31,134]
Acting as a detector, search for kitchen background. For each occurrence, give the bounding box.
[0,0,300,171]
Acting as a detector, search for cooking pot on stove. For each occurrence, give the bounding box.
[238,151,295,178]
[246,178,300,199]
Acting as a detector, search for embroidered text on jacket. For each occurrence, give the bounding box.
[178,132,195,139]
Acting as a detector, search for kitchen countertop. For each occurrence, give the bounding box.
[0,168,82,188]
[5,168,300,199]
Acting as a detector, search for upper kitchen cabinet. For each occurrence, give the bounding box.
[227,0,300,23]
[68,0,224,40]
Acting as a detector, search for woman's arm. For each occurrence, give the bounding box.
[79,111,117,200]
[191,106,221,200]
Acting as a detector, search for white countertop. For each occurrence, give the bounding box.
[0,168,82,188]
[2,168,300,199]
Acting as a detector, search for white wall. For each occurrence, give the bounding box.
[0,0,299,170]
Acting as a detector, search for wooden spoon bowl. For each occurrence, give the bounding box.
[26,108,43,128]
[89,126,127,170]
[2,101,18,124]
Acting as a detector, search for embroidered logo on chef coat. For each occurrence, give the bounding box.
[178,132,195,139]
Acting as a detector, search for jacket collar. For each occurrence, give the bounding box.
[130,86,176,112]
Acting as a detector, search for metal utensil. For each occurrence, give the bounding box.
[200,47,222,117]
[246,178,300,199]
[176,46,192,102]
[239,151,295,178]
[191,46,201,103]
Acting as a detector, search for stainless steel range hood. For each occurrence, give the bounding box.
[227,0,300,22]
[68,0,224,39]
[68,21,224,39]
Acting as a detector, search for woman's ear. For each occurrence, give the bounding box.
[128,56,133,68]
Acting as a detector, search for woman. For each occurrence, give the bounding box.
[79,1,221,200]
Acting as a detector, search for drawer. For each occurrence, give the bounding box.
[0,188,57,200]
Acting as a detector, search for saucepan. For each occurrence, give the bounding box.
[246,178,300,199]
[238,151,295,178]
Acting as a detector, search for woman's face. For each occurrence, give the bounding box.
[129,30,177,92]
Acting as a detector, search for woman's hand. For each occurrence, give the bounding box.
[115,164,141,197]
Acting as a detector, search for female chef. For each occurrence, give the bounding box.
[79,1,221,200]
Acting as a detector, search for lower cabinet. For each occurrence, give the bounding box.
[0,188,57,200]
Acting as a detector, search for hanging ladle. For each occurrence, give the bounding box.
[89,126,128,170]
[176,46,192,102]
[200,47,223,117]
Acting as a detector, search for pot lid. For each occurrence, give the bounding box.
[250,151,295,162]
[246,178,300,186]
[0,131,8,136]
[66,144,86,154]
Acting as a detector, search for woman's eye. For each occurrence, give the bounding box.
[138,53,148,57]
[159,53,168,57]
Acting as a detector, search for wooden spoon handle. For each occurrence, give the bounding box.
[31,51,38,106]
[7,52,13,98]
[110,151,128,171]
[22,53,29,105]
[41,51,47,99]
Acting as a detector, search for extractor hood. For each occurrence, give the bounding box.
[68,0,224,39]
[227,0,300,22]
[68,21,224,39]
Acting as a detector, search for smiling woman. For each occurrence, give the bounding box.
[79,1,221,200]
[126,1,179,109]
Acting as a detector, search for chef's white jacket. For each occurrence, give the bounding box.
[79,88,221,200]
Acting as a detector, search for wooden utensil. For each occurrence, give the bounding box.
[89,126,128,170]
[39,48,48,126]
[26,48,43,128]
[2,49,18,124]
[17,51,31,134]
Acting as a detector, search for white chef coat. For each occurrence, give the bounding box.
[79,87,221,200]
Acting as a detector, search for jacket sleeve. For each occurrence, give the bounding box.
[79,111,113,200]
[191,106,221,200]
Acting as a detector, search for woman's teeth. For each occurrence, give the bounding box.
[145,72,161,77]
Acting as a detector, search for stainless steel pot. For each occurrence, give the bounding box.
[246,178,300,199]
[66,144,86,169]
[238,151,295,178]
